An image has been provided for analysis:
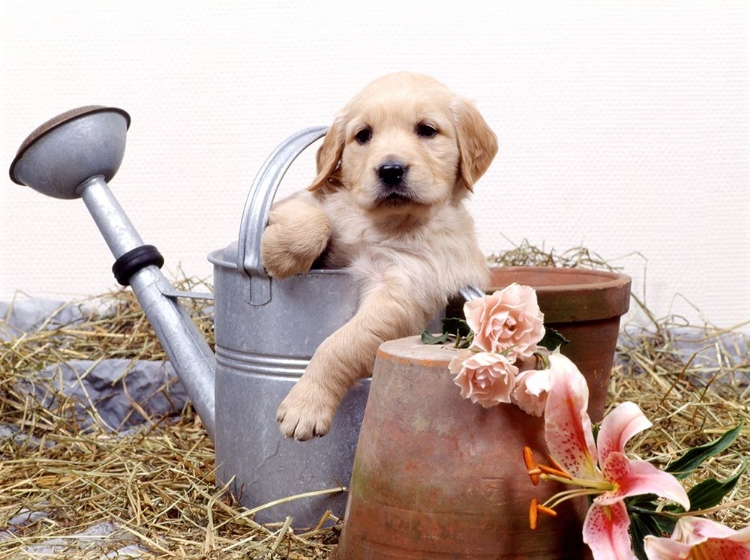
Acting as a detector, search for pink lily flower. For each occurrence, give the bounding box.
[644,516,750,560]
[524,353,690,559]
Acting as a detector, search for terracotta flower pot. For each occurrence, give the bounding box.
[487,267,631,422]
[333,267,631,559]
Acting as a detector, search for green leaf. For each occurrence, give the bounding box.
[421,329,450,345]
[441,317,472,338]
[665,422,744,479]
[455,333,474,349]
[538,327,569,352]
[627,494,659,510]
[685,458,747,512]
[652,513,678,536]
[592,422,600,445]
[626,497,677,535]
[629,511,664,560]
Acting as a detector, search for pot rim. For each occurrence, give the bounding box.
[488,265,630,291]
[208,244,348,277]
[487,266,632,323]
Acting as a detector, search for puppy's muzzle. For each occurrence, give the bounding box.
[378,162,408,189]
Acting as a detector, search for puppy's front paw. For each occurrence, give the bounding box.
[276,379,337,441]
[260,225,318,278]
[260,201,332,279]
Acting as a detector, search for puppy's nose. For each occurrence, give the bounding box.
[378,162,407,188]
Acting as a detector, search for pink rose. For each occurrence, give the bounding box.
[464,283,545,361]
[449,350,519,408]
[512,368,552,417]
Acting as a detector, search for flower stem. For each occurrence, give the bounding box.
[544,488,603,510]
[674,497,750,518]
[533,351,550,370]
[542,474,614,492]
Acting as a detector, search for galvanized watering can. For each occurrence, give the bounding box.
[9,106,425,527]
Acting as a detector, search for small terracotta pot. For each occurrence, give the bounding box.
[333,267,631,559]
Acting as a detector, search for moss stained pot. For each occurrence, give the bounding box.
[333,267,631,559]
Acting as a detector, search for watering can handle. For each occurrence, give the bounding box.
[236,126,329,305]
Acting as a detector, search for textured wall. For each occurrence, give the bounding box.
[1,1,748,329]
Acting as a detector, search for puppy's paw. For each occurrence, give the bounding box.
[260,202,332,279]
[276,378,337,441]
[260,224,321,279]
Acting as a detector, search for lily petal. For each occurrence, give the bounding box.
[645,517,750,560]
[596,401,652,466]
[582,501,636,560]
[597,453,690,510]
[700,538,750,560]
[544,353,598,479]
[674,516,750,549]
[698,540,750,560]
[643,535,692,560]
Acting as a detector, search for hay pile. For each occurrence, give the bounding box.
[1,253,748,558]
[0,281,336,559]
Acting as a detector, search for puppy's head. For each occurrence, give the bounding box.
[309,72,497,219]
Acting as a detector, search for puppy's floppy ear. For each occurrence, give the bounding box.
[452,97,498,192]
[308,115,346,192]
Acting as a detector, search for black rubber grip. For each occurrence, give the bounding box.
[112,245,164,286]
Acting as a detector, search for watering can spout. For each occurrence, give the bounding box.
[9,106,217,440]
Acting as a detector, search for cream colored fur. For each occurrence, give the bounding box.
[261,72,498,440]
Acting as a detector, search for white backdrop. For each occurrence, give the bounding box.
[1,1,748,330]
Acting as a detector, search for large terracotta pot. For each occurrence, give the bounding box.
[488,267,631,422]
[334,267,631,559]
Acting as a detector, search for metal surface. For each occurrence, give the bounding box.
[458,285,485,301]
[158,287,215,301]
[10,107,130,199]
[236,126,328,305]
[9,108,217,440]
[79,176,146,257]
[75,178,218,441]
[209,247,366,526]
[209,126,371,525]
[9,107,364,527]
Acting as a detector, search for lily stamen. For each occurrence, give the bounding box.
[529,498,559,530]
[523,446,540,485]
[547,455,567,474]
[537,464,572,479]
[524,446,574,483]
[524,446,624,531]
[537,504,557,517]
[529,498,538,530]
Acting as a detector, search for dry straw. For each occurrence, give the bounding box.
[1,247,748,558]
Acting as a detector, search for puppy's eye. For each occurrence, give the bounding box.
[416,123,438,138]
[355,128,372,145]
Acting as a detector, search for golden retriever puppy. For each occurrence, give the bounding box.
[261,72,497,440]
